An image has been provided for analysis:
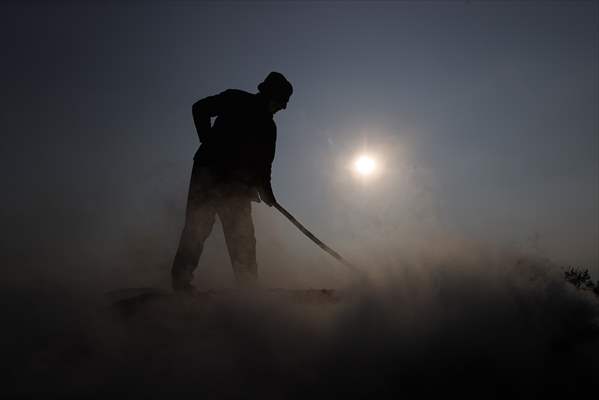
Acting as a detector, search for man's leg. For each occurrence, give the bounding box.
[171,164,217,291]
[217,195,258,286]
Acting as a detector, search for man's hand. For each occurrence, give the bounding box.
[258,183,277,207]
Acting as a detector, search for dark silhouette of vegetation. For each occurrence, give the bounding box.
[564,267,599,296]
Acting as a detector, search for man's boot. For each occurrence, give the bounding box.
[171,267,196,293]
[232,261,258,288]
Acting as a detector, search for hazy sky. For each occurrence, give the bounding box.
[2,1,597,283]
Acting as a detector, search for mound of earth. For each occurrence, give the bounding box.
[108,287,341,317]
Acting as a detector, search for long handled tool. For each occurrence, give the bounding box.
[273,202,359,272]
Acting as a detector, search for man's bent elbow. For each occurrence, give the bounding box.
[192,101,203,120]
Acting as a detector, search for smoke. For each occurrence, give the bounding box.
[2,160,598,398]
[3,220,598,398]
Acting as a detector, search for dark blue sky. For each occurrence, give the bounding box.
[2,1,597,285]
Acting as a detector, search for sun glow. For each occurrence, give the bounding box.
[353,155,376,176]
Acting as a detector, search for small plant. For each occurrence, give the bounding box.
[564,267,599,296]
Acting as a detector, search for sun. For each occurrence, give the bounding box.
[353,155,376,176]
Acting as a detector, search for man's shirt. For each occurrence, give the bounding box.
[192,89,276,188]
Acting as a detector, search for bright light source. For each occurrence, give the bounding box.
[354,155,376,176]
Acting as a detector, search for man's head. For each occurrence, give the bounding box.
[258,71,293,114]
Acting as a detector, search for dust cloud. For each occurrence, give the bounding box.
[3,199,598,398]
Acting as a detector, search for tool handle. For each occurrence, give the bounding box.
[273,202,358,271]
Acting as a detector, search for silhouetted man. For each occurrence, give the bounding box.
[171,72,293,291]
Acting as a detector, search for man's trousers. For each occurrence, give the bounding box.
[171,162,258,287]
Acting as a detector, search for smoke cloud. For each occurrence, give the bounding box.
[3,199,598,398]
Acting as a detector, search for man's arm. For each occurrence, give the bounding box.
[192,90,230,143]
[258,180,276,206]
[256,127,277,206]
[257,155,276,206]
